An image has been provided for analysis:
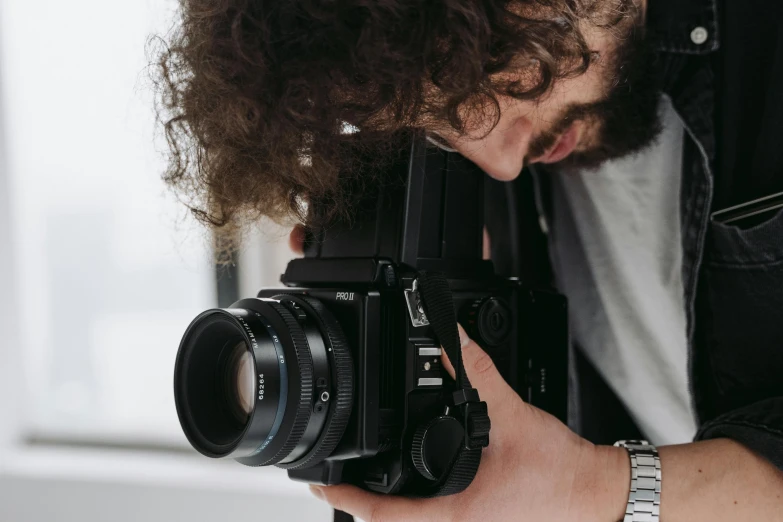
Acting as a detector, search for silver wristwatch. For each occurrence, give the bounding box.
[613,440,661,522]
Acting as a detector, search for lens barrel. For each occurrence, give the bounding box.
[174,296,353,468]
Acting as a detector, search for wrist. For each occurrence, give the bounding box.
[583,444,631,522]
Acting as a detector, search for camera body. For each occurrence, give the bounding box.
[174,136,567,497]
[252,139,568,494]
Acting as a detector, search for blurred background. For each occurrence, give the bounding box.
[0,0,330,520]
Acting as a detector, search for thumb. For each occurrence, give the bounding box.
[441,324,519,416]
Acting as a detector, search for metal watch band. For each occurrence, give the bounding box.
[614,440,661,522]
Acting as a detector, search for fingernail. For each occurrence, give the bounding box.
[457,324,470,348]
[309,485,324,500]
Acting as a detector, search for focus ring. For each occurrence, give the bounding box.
[277,296,354,470]
[260,301,314,466]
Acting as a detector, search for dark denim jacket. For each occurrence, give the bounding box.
[657,0,783,470]
[574,0,783,469]
[486,0,783,471]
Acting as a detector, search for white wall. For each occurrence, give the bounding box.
[0,1,330,521]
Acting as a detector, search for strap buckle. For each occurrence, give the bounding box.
[453,389,490,451]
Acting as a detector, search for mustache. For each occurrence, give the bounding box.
[525,102,604,164]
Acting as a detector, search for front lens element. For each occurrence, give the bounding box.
[225,342,255,424]
[235,349,256,416]
[174,307,286,459]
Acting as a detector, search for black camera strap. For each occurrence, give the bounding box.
[416,271,491,497]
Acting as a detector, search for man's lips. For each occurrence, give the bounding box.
[534,124,581,164]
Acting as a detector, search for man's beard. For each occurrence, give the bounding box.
[527,20,663,170]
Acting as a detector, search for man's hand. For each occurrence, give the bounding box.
[309,325,629,522]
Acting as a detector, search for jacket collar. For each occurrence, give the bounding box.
[646,0,720,54]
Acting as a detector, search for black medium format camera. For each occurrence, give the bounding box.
[173,136,568,497]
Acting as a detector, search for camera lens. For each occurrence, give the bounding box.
[174,296,353,469]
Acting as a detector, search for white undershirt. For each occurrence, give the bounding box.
[547,95,697,445]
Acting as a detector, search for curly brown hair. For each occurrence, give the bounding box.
[151,0,634,241]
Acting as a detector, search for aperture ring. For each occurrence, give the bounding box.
[259,301,314,466]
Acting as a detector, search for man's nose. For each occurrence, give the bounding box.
[454,116,533,182]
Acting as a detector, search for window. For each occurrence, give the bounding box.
[2,0,215,447]
[0,1,327,520]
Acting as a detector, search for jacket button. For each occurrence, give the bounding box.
[690,27,709,45]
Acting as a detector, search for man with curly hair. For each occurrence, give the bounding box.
[156,0,783,520]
